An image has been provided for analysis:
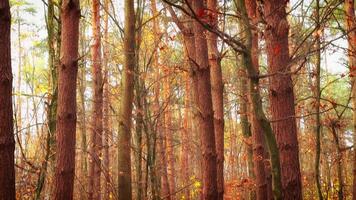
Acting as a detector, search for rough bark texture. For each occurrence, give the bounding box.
[0,1,15,199]
[238,0,283,198]
[206,1,225,199]
[263,1,302,199]
[345,1,356,199]
[117,0,135,199]
[88,0,103,199]
[192,1,218,199]
[244,1,270,199]
[53,0,80,199]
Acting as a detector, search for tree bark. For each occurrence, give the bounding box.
[103,0,111,198]
[53,0,80,199]
[192,1,218,199]
[314,0,323,199]
[206,1,225,199]
[117,0,135,198]
[237,0,283,198]
[345,1,356,199]
[88,0,103,199]
[244,1,273,199]
[163,68,176,199]
[181,72,191,200]
[35,0,58,198]
[263,1,302,199]
[0,0,15,199]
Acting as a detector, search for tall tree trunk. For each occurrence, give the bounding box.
[238,65,256,200]
[88,0,103,199]
[53,0,80,199]
[35,0,58,198]
[237,0,283,198]
[117,0,135,198]
[103,0,111,198]
[244,1,272,199]
[206,1,225,199]
[78,19,88,200]
[345,1,356,199]
[181,73,191,200]
[314,0,323,199]
[192,1,218,199]
[0,0,15,199]
[164,69,176,199]
[263,1,302,199]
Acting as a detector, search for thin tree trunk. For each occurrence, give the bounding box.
[34,0,58,198]
[164,69,176,199]
[330,125,344,200]
[88,0,103,199]
[78,20,88,200]
[345,1,356,199]
[192,1,218,199]
[53,0,80,199]
[263,1,302,199]
[206,1,225,199]
[35,0,59,198]
[181,73,191,200]
[0,1,15,199]
[314,0,323,199]
[117,0,135,198]
[238,65,256,200]
[103,0,111,199]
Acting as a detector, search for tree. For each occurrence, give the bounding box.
[192,0,218,199]
[206,0,225,199]
[345,0,356,199]
[0,0,15,199]
[102,0,112,198]
[237,0,282,198]
[88,0,103,199]
[243,1,271,199]
[117,0,135,198]
[314,0,323,199]
[52,0,80,199]
[263,0,302,198]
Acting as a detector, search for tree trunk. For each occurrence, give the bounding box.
[263,1,302,199]
[314,0,323,199]
[0,1,15,199]
[88,0,103,199]
[181,73,191,200]
[206,1,225,199]
[117,0,135,198]
[35,0,58,198]
[330,125,344,200]
[244,1,273,199]
[238,65,257,200]
[78,20,88,200]
[103,0,111,198]
[192,1,218,199]
[237,0,283,198]
[345,1,356,199]
[53,0,80,199]
[164,69,176,199]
